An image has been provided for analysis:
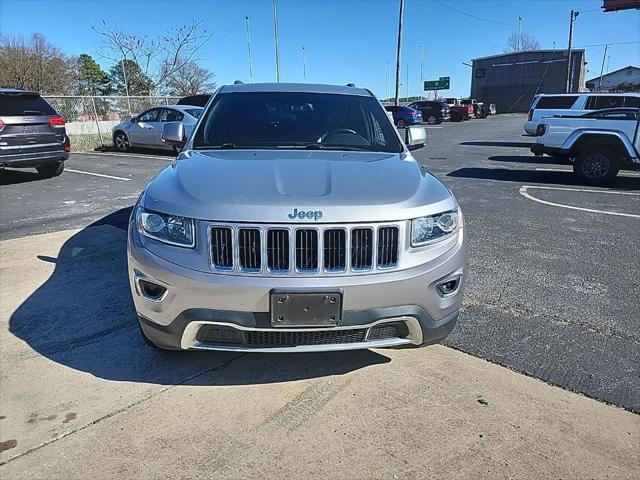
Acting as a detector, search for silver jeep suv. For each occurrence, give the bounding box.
[128,83,466,352]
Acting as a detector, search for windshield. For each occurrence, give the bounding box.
[0,94,57,116]
[192,91,403,153]
[184,108,203,119]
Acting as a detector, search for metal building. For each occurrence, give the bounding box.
[470,50,586,113]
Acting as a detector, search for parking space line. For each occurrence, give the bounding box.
[519,185,640,218]
[72,152,173,161]
[535,167,640,177]
[65,169,131,181]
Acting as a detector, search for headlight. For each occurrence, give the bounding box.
[411,208,460,246]
[135,207,195,247]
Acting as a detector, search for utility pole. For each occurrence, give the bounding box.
[565,10,579,93]
[515,16,524,51]
[598,44,609,92]
[386,60,390,100]
[302,46,307,81]
[245,16,253,83]
[273,0,281,82]
[419,45,424,99]
[394,0,404,106]
[406,63,409,100]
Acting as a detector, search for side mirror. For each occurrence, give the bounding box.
[405,125,426,151]
[162,122,186,148]
[129,116,137,122]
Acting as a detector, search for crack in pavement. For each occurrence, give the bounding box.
[0,353,247,467]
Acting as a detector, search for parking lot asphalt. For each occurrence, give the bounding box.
[1,114,639,476]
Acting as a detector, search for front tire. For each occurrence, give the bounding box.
[36,162,64,178]
[573,148,620,185]
[426,115,437,125]
[396,119,406,128]
[113,131,131,152]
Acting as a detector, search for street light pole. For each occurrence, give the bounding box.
[302,46,307,81]
[515,16,524,51]
[565,10,579,93]
[386,60,390,100]
[394,0,404,106]
[598,44,608,92]
[406,63,409,100]
[245,16,253,83]
[273,0,281,82]
[419,45,424,100]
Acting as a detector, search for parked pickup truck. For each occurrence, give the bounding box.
[444,98,472,122]
[460,98,495,119]
[532,108,640,185]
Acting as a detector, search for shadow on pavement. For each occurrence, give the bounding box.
[9,207,389,385]
[488,155,571,166]
[460,141,535,148]
[0,168,45,186]
[447,167,640,191]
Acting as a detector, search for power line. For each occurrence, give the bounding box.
[574,41,640,48]
[431,0,512,26]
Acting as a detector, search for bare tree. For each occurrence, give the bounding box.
[92,19,214,93]
[0,33,76,94]
[505,32,541,52]
[165,60,216,96]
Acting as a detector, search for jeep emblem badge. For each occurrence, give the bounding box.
[287,208,323,221]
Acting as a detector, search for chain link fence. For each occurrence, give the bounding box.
[43,96,180,151]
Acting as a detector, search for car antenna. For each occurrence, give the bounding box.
[233,80,244,85]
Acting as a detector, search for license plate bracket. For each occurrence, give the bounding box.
[270,292,342,327]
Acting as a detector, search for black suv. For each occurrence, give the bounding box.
[407,100,450,125]
[0,88,70,178]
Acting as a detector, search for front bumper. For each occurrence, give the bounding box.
[128,225,466,352]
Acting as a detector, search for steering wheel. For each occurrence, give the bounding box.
[320,128,361,143]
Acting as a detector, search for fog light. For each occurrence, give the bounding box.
[138,279,167,301]
[436,275,461,296]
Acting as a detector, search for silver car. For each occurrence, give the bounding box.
[112,105,203,152]
[128,83,467,352]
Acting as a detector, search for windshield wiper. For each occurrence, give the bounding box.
[221,143,239,149]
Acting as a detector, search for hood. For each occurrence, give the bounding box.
[142,150,456,223]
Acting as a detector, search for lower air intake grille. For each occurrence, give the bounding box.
[211,227,233,269]
[367,322,409,341]
[245,329,367,347]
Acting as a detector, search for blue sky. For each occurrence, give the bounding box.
[1,0,638,98]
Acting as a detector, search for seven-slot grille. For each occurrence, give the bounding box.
[238,228,261,271]
[324,229,346,272]
[210,227,233,269]
[210,224,399,274]
[267,229,289,272]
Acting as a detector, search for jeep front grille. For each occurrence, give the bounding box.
[209,223,400,275]
[295,229,319,272]
[267,229,290,272]
[238,228,261,272]
[211,227,233,270]
[323,229,346,272]
[351,228,373,271]
[377,226,399,268]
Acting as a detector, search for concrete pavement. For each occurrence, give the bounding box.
[1,225,638,479]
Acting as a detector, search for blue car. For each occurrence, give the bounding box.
[385,105,423,128]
